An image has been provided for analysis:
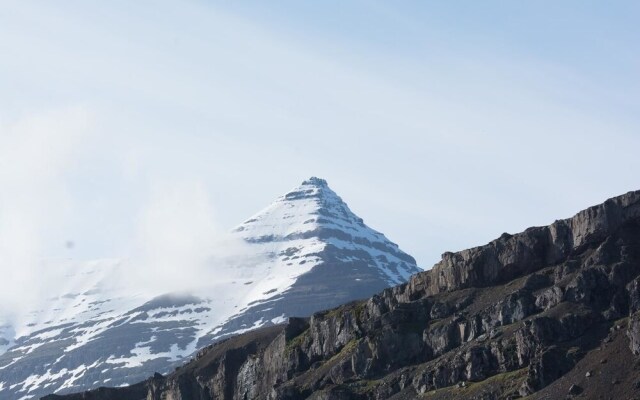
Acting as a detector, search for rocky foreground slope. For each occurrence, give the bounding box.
[44,189,640,399]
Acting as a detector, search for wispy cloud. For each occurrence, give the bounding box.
[124,179,254,296]
[0,107,94,321]
[0,108,265,327]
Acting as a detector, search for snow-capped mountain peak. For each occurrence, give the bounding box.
[0,177,420,399]
[233,177,415,285]
[235,176,349,238]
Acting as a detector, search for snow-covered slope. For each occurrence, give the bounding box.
[0,177,420,399]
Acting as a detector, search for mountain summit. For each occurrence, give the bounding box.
[235,176,417,285]
[0,178,420,399]
[207,177,420,342]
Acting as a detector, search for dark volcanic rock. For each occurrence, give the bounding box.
[44,190,640,400]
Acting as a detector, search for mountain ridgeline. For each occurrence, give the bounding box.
[45,190,640,399]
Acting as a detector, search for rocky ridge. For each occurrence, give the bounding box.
[44,189,640,399]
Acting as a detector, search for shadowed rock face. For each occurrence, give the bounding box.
[405,191,640,298]
[43,190,640,400]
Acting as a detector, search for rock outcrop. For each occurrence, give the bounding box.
[43,190,640,400]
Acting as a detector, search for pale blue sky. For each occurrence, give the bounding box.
[0,1,638,275]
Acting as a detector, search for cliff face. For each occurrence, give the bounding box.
[405,189,640,298]
[44,190,640,400]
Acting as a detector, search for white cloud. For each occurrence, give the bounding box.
[0,108,259,328]
[124,179,253,296]
[0,107,94,322]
